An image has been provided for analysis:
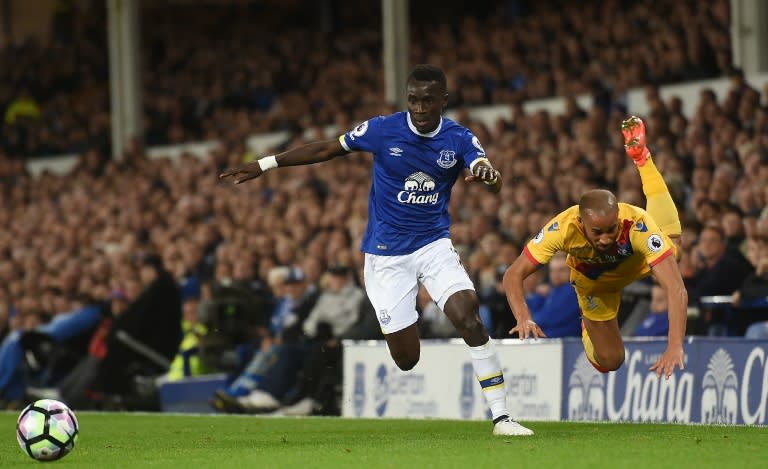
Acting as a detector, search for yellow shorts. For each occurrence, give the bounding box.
[575,290,623,322]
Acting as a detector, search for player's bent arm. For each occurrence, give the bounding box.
[650,255,688,349]
[274,139,349,167]
[220,139,348,183]
[502,254,540,324]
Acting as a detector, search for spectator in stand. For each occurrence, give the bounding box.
[276,262,377,416]
[211,264,319,413]
[687,225,754,335]
[0,291,103,408]
[633,285,670,337]
[164,297,209,381]
[27,287,132,408]
[94,254,182,398]
[526,252,582,338]
[731,236,768,335]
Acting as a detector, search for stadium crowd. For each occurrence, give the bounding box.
[2,0,732,156]
[1,0,767,414]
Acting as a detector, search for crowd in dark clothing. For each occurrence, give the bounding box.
[1,0,732,158]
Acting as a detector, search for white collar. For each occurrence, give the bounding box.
[407,113,442,137]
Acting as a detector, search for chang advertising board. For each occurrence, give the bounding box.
[342,339,563,420]
[562,338,768,424]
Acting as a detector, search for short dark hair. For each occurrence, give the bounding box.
[407,64,446,91]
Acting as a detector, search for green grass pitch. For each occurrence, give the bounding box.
[2,412,766,468]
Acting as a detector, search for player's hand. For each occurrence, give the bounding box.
[649,346,685,379]
[464,164,499,185]
[509,320,547,340]
[621,115,651,162]
[219,162,263,185]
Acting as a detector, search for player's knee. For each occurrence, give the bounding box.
[454,314,484,336]
[444,291,483,334]
[393,354,419,371]
[596,350,625,371]
[391,350,420,371]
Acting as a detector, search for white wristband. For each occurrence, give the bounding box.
[257,155,278,172]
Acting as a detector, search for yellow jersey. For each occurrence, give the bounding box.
[524,203,674,292]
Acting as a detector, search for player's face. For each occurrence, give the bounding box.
[406,80,447,133]
[578,210,620,254]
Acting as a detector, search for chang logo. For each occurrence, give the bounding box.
[567,356,606,421]
[353,362,366,417]
[398,172,439,205]
[701,348,739,424]
[374,364,389,417]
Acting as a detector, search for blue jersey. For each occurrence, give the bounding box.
[339,111,488,255]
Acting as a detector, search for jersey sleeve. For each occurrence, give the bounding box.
[339,116,384,154]
[631,212,674,267]
[524,214,565,266]
[459,129,490,172]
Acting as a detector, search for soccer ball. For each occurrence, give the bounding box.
[16,399,79,461]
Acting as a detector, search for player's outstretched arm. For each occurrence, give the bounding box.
[464,159,502,193]
[502,254,547,339]
[649,255,688,378]
[219,139,348,185]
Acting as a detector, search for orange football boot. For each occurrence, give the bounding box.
[621,115,651,166]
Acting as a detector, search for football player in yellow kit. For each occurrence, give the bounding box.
[502,116,687,379]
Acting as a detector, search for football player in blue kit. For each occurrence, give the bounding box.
[220,64,533,436]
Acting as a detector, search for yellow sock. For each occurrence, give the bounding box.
[639,156,682,237]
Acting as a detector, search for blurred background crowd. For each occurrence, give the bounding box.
[0,0,767,414]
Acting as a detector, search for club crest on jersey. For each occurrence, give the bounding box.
[436,150,457,168]
[378,309,391,325]
[471,136,486,156]
[397,172,439,205]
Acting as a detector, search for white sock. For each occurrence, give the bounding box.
[469,339,508,421]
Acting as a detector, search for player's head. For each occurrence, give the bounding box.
[578,189,619,253]
[406,64,448,134]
